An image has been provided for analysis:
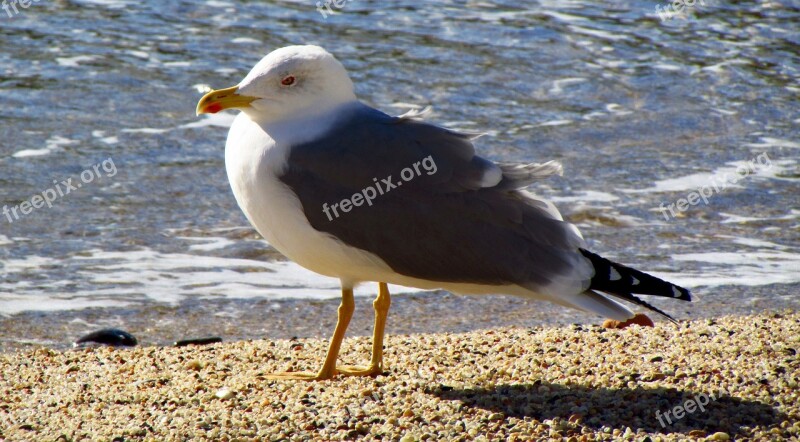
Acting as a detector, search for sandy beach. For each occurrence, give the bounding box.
[0,311,797,441]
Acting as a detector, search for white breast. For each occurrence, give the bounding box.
[224,112,395,287]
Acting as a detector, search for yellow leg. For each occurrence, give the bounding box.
[339,282,391,377]
[266,288,355,381]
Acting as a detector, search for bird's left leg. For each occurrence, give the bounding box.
[339,282,391,377]
[266,287,355,380]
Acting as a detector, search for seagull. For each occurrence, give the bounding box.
[196,45,692,381]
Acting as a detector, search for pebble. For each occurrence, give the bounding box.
[215,387,234,400]
[173,337,223,347]
[73,328,138,348]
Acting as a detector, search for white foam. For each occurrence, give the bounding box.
[653,63,683,72]
[56,55,99,67]
[549,77,587,94]
[193,84,214,94]
[91,130,118,145]
[74,0,133,8]
[694,58,751,74]
[721,236,791,250]
[550,190,620,203]
[0,296,133,316]
[712,108,738,116]
[164,61,192,68]
[540,11,587,23]
[568,25,629,41]
[214,68,239,75]
[206,0,235,7]
[127,50,150,59]
[719,210,800,224]
[621,156,792,194]
[535,119,573,127]
[744,137,800,150]
[180,113,236,130]
[12,148,54,158]
[646,228,800,290]
[181,236,238,251]
[232,37,261,45]
[0,243,420,315]
[12,135,78,158]
[121,127,170,134]
[604,103,633,115]
[121,112,236,134]
[665,250,800,288]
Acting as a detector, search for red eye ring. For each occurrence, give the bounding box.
[281,76,296,86]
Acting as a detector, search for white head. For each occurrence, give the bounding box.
[197,45,356,121]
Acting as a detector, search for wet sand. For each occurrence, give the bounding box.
[1,283,796,352]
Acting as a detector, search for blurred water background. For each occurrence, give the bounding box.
[0,0,797,349]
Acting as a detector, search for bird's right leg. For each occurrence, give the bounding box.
[338,282,391,377]
[266,287,355,381]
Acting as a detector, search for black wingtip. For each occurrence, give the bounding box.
[580,249,693,302]
[580,249,692,323]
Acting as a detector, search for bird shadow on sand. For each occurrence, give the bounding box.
[427,381,785,436]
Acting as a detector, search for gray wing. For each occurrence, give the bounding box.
[279,103,589,292]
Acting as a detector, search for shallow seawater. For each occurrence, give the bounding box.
[0,1,798,347]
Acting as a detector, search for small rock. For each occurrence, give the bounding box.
[644,372,666,382]
[185,360,203,371]
[709,432,730,441]
[688,429,707,437]
[174,337,222,347]
[74,329,138,348]
[603,313,655,329]
[215,388,235,400]
[568,414,582,423]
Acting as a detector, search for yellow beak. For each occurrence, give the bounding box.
[196,86,258,116]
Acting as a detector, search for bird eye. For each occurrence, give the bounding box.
[281,76,296,86]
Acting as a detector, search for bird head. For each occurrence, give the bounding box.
[196,45,356,121]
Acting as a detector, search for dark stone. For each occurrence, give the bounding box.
[74,329,138,347]
[173,336,223,347]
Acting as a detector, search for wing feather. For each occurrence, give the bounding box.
[279,103,590,295]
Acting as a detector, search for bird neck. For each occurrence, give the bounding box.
[248,100,359,147]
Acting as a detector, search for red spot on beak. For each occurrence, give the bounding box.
[206,103,223,114]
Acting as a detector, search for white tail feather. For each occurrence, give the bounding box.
[558,290,635,321]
